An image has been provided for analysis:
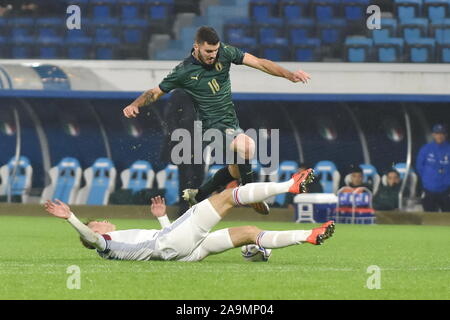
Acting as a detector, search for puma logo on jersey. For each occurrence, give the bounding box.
[191,75,199,80]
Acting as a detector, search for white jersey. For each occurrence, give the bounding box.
[97,229,161,261]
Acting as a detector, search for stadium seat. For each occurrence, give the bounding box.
[431,18,450,44]
[119,0,146,20]
[75,158,117,205]
[313,160,341,194]
[345,36,373,62]
[255,17,284,44]
[0,156,33,203]
[120,160,155,193]
[274,161,299,206]
[424,0,449,23]
[287,19,315,45]
[259,38,290,61]
[394,0,422,21]
[91,0,117,20]
[65,28,93,59]
[317,18,346,45]
[374,38,404,62]
[399,18,428,42]
[280,0,310,20]
[249,0,278,21]
[292,38,321,61]
[406,38,436,62]
[371,18,397,43]
[342,0,369,21]
[313,0,340,22]
[343,164,381,194]
[228,36,258,55]
[156,164,179,205]
[436,38,450,62]
[40,158,82,205]
[393,163,418,198]
[223,17,253,43]
[359,164,381,195]
[121,19,149,45]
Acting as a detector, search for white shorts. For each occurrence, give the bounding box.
[155,199,222,261]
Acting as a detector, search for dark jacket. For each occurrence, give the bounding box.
[373,183,401,211]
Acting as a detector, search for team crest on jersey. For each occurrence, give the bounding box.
[215,62,223,72]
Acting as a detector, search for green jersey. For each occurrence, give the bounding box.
[158,42,245,132]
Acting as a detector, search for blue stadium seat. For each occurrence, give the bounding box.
[374,38,404,62]
[424,0,449,23]
[119,0,146,20]
[342,0,369,21]
[345,36,373,62]
[431,18,450,44]
[76,158,117,205]
[399,18,428,42]
[292,38,321,61]
[371,17,399,46]
[0,156,33,202]
[120,160,155,193]
[121,19,149,45]
[91,0,117,20]
[65,27,93,59]
[313,0,340,22]
[223,17,253,43]
[317,19,346,45]
[0,16,9,37]
[228,36,258,55]
[156,164,179,205]
[259,38,290,61]
[287,19,315,45]
[255,17,284,44]
[406,38,436,62]
[394,0,422,21]
[313,160,341,194]
[249,0,278,21]
[280,0,310,20]
[359,164,381,194]
[40,157,82,204]
[274,161,299,206]
[437,39,450,62]
[146,0,174,20]
[11,36,35,59]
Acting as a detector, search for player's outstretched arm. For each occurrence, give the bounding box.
[123,86,165,118]
[242,52,311,84]
[44,199,106,250]
[150,196,171,229]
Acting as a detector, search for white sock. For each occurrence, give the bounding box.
[256,230,312,248]
[232,180,294,205]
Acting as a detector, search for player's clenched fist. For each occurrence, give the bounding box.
[123,104,140,118]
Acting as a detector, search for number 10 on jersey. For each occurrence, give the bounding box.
[208,78,220,94]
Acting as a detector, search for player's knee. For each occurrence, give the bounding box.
[243,226,261,242]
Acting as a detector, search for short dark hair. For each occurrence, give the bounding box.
[349,165,363,174]
[386,169,400,177]
[195,26,220,45]
[80,220,95,250]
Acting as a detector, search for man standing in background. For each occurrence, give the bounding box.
[416,124,450,212]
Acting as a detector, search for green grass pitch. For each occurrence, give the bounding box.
[0,215,449,300]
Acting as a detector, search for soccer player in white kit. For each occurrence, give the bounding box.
[44,169,335,262]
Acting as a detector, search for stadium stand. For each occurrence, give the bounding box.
[0,0,449,61]
[313,160,341,194]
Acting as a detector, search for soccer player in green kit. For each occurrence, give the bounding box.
[123,26,311,215]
